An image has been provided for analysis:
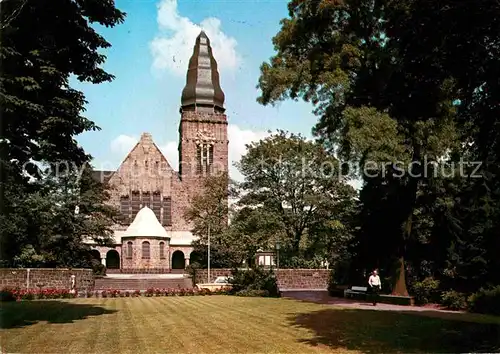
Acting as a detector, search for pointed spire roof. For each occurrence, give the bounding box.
[122,206,169,238]
[181,31,225,113]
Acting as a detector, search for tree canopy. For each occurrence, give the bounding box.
[258,0,500,295]
[0,0,125,267]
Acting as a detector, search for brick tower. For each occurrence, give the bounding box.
[178,31,228,189]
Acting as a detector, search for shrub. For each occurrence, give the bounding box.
[236,289,270,297]
[0,288,17,302]
[198,288,211,296]
[412,277,440,305]
[441,290,467,310]
[229,267,280,297]
[468,285,500,316]
[185,262,201,287]
[92,259,106,276]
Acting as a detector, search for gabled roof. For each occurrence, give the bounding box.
[111,132,178,179]
[122,206,169,238]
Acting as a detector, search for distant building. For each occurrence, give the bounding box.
[88,31,228,272]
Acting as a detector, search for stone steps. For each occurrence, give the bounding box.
[94,277,193,290]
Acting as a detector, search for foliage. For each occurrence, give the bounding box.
[468,286,500,316]
[441,290,468,311]
[411,277,441,305]
[257,0,500,297]
[185,262,201,287]
[184,173,244,267]
[1,165,118,267]
[0,0,124,267]
[236,131,358,267]
[229,267,280,297]
[92,259,106,276]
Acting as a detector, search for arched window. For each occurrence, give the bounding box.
[127,241,133,259]
[159,242,165,259]
[142,241,150,259]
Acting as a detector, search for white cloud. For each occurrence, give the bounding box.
[110,134,137,155]
[158,141,178,171]
[227,124,269,181]
[150,0,240,77]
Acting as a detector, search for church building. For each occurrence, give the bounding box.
[89,31,228,272]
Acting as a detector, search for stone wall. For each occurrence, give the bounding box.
[194,269,232,283]
[0,268,94,292]
[276,269,329,290]
[193,269,329,290]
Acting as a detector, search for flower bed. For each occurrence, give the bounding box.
[1,287,228,301]
[1,287,78,301]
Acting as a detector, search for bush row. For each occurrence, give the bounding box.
[394,276,500,314]
[412,277,500,314]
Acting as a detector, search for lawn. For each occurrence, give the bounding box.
[1,296,499,353]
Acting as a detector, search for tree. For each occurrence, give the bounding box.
[257,0,473,295]
[236,131,357,267]
[184,172,240,267]
[0,0,125,266]
[1,164,118,267]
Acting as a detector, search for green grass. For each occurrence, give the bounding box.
[1,296,499,353]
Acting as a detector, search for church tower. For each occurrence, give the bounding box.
[178,31,228,185]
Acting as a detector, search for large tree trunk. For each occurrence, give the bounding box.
[391,165,419,296]
[392,256,409,296]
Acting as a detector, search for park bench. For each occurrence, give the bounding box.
[344,286,368,299]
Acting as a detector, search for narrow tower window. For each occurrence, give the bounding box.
[197,143,213,175]
[142,241,150,259]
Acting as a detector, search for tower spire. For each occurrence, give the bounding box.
[181,31,225,113]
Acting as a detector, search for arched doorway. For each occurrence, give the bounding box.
[106,250,120,269]
[172,250,185,269]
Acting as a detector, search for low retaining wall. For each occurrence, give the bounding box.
[194,269,329,290]
[277,269,329,290]
[0,268,94,292]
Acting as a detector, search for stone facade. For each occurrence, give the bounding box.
[88,31,228,272]
[0,268,94,292]
[194,269,330,290]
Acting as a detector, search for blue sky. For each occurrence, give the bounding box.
[75,0,319,180]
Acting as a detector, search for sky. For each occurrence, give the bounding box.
[75,0,323,182]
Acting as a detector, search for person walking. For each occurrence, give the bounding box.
[368,269,381,306]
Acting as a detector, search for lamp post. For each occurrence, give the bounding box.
[275,241,280,272]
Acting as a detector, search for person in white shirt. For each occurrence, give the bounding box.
[368,269,381,306]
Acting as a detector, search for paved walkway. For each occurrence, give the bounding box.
[282,290,462,313]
